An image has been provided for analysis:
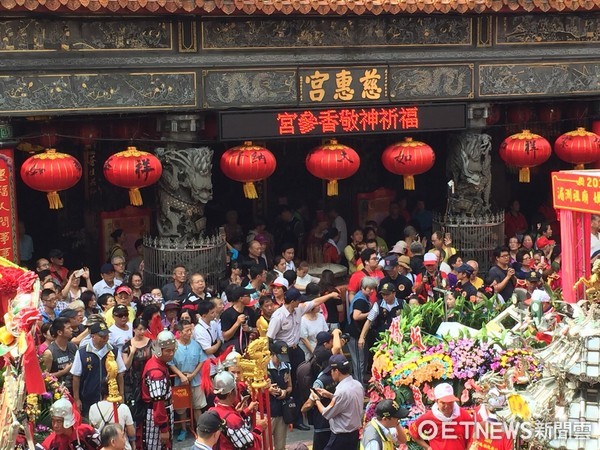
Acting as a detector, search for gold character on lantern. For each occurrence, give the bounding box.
[334,70,354,101]
[360,69,382,100]
[305,71,330,102]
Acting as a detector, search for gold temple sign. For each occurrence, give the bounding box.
[300,66,388,105]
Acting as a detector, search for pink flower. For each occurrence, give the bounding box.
[370,390,382,403]
[383,386,396,400]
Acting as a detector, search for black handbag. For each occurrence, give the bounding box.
[282,396,298,424]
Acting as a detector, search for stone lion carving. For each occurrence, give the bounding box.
[155,146,213,238]
[447,132,492,216]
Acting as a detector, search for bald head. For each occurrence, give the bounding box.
[466,260,479,277]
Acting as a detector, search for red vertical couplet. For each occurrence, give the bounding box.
[0,148,18,263]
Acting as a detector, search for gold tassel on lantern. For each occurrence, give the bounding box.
[518,167,530,183]
[403,175,416,190]
[243,182,258,199]
[47,192,63,209]
[327,180,338,196]
[128,188,143,206]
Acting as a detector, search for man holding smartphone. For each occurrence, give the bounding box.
[310,355,364,450]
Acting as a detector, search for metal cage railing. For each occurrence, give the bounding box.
[143,234,227,291]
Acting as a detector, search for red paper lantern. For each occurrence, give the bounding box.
[554,127,600,169]
[20,149,82,209]
[220,141,276,199]
[500,130,552,183]
[305,139,359,196]
[103,146,162,206]
[381,137,435,190]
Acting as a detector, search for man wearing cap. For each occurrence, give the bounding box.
[361,400,408,450]
[267,288,341,376]
[71,322,126,417]
[414,252,448,302]
[210,369,267,450]
[267,287,341,429]
[94,263,123,299]
[271,276,289,305]
[378,241,407,270]
[192,411,223,450]
[268,340,293,450]
[141,330,178,450]
[42,317,77,392]
[456,264,477,301]
[221,285,258,353]
[379,255,413,301]
[36,397,100,450]
[109,304,133,354]
[105,285,136,327]
[409,383,472,450]
[358,282,402,351]
[310,354,364,450]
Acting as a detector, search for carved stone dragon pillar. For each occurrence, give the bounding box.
[155,115,213,239]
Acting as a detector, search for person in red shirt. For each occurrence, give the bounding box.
[347,248,384,304]
[141,330,177,450]
[210,370,267,450]
[413,253,448,303]
[37,397,100,450]
[504,200,528,241]
[409,383,472,450]
[323,228,342,264]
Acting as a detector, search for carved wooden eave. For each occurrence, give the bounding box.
[0,0,599,14]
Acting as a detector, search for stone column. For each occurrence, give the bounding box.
[155,114,214,239]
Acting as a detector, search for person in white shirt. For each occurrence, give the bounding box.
[93,263,123,298]
[328,208,348,253]
[108,305,132,354]
[295,261,320,293]
[281,244,297,272]
[89,383,136,450]
[194,300,222,361]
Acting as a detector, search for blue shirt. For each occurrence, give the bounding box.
[169,339,207,387]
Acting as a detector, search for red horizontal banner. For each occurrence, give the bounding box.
[552,170,600,214]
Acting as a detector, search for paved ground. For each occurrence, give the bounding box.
[172,425,314,449]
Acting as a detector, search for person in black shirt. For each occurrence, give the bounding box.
[486,246,516,303]
[220,285,257,353]
[455,264,477,301]
[379,255,412,302]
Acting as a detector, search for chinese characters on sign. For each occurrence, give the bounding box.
[301,67,387,104]
[552,171,600,214]
[277,106,419,136]
[0,149,17,262]
[219,104,466,141]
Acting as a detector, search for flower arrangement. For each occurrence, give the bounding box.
[491,349,543,381]
[24,372,71,441]
[390,353,454,387]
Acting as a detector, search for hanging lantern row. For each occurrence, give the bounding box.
[21,146,162,209]
[381,137,435,190]
[500,130,551,183]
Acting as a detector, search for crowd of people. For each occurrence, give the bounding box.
[24,198,568,450]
